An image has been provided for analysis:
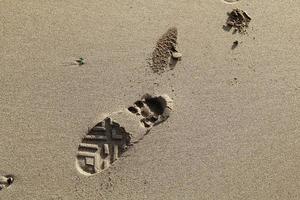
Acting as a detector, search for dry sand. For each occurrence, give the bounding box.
[0,0,299,199]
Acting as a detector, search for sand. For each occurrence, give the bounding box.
[0,0,299,199]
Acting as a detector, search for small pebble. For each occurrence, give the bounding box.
[0,175,14,190]
[172,52,182,59]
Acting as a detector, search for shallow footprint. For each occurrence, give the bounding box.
[151,27,181,74]
[76,94,173,176]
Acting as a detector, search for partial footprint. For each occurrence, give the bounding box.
[76,94,173,176]
[128,94,172,128]
[0,175,14,191]
[150,27,182,74]
[76,118,131,176]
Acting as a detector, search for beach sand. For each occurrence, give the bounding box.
[0,0,299,199]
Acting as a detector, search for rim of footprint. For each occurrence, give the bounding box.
[76,94,173,176]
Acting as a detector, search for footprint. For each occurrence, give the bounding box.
[0,175,14,191]
[150,27,182,74]
[76,94,173,176]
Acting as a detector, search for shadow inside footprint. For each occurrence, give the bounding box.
[128,94,173,128]
[144,96,166,115]
[169,57,178,70]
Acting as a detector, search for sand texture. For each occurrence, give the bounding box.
[0,0,299,199]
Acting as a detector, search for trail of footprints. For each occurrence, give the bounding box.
[76,94,172,176]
